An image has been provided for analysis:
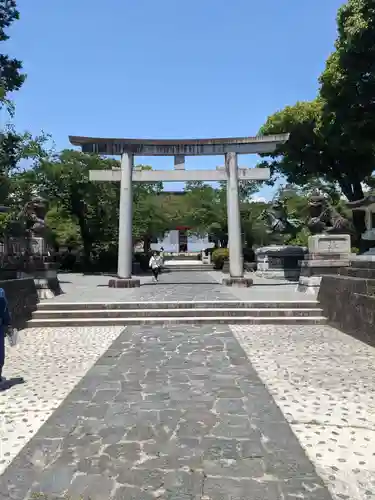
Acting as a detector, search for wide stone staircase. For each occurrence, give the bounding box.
[338,258,375,279]
[26,299,326,327]
[162,260,212,272]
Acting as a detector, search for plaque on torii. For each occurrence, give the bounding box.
[69,134,289,287]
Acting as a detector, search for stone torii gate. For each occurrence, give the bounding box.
[69,134,289,287]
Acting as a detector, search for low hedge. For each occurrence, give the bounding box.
[212,248,229,270]
[212,247,255,270]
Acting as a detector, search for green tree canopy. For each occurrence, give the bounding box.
[259,0,375,206]
[0,0,25,114]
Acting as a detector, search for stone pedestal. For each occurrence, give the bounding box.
[201,252,211,265]
[255,245,307,281]
[18,263,62,300]
[108,278,141,288]
[6,237,63,299]
[222,277,253,287]
[34,268,62,299]
[297,234,351,294]
[222,260,230,274]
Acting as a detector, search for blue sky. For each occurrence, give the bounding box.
[6,0,344,198]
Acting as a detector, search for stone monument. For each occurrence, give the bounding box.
[255,245,307,281]
[69,134,289,288]
[298,190,352,294]
[0,205,14,280]
[10,197,62,299]
[256,200,306,280]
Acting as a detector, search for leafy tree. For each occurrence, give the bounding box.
[34,150,120,266]
[34,153,173,262]
[0,127,52,205]
[258,100,367,237]
[182,182,271,248]
[320,0,375,142]
[0,0,25,114]
[258,100,334,189]
[258,0,375,239]
[318,0,375,202]
[45,205,81,249]
[182,183,228,246]
[241,201,273,248]
[132,166,169,251]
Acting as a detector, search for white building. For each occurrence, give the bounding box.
[151,227,214,253]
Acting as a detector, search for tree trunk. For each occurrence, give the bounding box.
[77,216,92,269]
[143,235,151,253]
[221,237,229,248]
[338,179,365,247]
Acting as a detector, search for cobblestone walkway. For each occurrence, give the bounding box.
[232,325,375,500]
[0,324,332,500]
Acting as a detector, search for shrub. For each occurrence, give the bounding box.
[205,247,217,256]
[243,247,255,263]
[212,248,229,270]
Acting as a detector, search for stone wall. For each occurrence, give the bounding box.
[0,278,39,330]
[318,275,375,346]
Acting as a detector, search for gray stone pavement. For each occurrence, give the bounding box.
[48,271,312,303]
[0,324,332,500]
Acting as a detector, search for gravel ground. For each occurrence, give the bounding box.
[232,324,375,500]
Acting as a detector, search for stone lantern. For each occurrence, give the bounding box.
[347,193,375,257]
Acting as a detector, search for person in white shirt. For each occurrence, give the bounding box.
[149,251,163,282]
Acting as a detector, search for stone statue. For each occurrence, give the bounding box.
[259,199,303,241]
[19,196,47,237]
[306,189,352,235]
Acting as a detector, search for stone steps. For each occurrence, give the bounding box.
[37,300,320,311]
[32,307,322,319]
[351,259,375,270]
[163,265,212,271]
[340,267,375,279]
[27,300,326,327]
[26,316,326,327]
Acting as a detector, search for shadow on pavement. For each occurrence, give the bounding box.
[141,281,217,286]
[251,282,298,287]
[0,377,25,392]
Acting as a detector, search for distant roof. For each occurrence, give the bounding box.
[0,206,10,213]
[347,194,375,209]
[68,134,289,157]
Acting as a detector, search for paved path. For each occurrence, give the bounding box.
[50,271,312,303]
[1,274,373,499]
[0,324,332,500]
